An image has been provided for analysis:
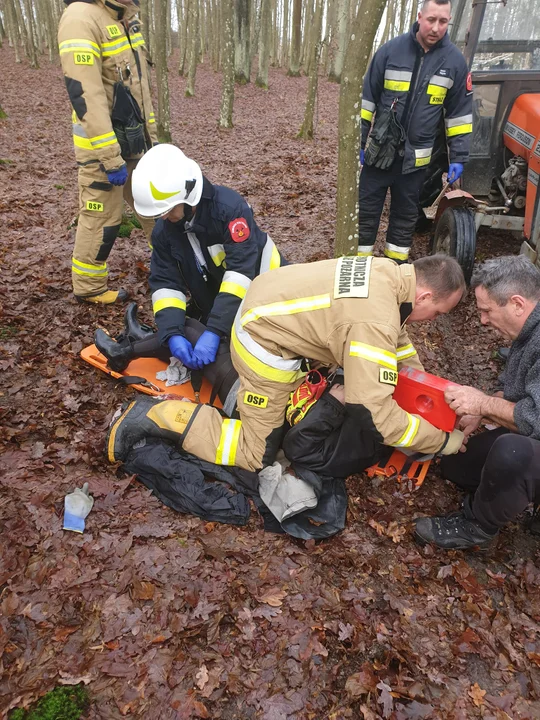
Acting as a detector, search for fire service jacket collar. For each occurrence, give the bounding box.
[361,22,473,174]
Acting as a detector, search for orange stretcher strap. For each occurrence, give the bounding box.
[365,449,432,488]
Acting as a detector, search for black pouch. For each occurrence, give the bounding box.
[364,101,405,170]
[111,82,147,159]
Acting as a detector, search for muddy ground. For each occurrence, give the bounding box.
[1,47,538,719]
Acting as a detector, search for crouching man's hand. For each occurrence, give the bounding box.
[444,384,488,417]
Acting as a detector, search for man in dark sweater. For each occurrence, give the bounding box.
[415,255,540,550]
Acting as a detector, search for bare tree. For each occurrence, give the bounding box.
[287,0,301,76]
[255,0,270,88]
[154,0,171,141]
[140,0,152,58]
[234,0,251,83]
[280,0,290,67]
[335,0,388,256]
[4,0,22,63]
[328,0,349,82]
[298,0,323,139]
[219,0,235,127]
[178,0,189,74]
[185,0,199,96]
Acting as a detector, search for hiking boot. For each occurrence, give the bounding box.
[106,396,198,463]
[414,511,498,550]
[123,302,155,342]
[76,288,130,305]
[94,329,135,373]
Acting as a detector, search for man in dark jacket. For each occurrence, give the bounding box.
[415,256,540,550]
[95,143,286,370]
[358,0,472,262]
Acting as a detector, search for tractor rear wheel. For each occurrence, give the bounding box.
[431,206,476,284]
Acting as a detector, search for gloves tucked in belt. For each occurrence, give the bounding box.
[107,164,128,186]
[447,163,464,184]
[63,482,94,533]
[169,335,195,368]
[440,429,465,455]
[192,330,220,369]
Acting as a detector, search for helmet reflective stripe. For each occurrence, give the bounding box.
[132,144,203,218]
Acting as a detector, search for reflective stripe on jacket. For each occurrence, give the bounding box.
[361,22,472,174]
[234,257,446,455]
[149,178,287,344]
[58,0,157,172]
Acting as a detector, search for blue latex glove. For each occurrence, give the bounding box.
[107,164,128,186]
[63,482,94,533]
[169,335,196,368]
[447,163,464,184]
[360,148,365,165]
[191,330,220,369]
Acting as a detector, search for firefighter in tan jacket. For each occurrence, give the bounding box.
[58,0,157,304]
[107,255,467,471]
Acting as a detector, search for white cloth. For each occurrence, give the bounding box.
[258,451,318,522]
[156,357,190,386]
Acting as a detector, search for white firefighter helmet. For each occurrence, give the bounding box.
[132,144,203,218]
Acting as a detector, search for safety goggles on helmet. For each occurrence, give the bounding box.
[132,144,203,218]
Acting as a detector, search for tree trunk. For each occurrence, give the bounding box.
[287,0,301,76]
[249,0,261,70]
[255,0,270,88]
[328,0,349,82]
[300,0,312,72]
[153,0,171,141]
[335,0,387,257]
[280,0,289,67]
[198,0,205,62]
[297,0,323,139]
[185,0,199,96]
[140,0,152,58]
[219,0,235,127]
[234,0,251,83]
[210,0,221,71]
[4,0,22,62]
[178,0,189,74]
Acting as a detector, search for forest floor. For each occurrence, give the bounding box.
[1,47,539,720]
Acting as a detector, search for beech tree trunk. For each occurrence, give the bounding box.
[280,0,289,67]
[255,0,270,88]
[287,0,301,76]
[4,0,22,63]
[185,0,199,96]
[234,0,251,84]
[298,0,323,139]
[140,0,152,58]
[328,0,349,82]
[335,0,388,256]
[154,0,171,141]
[178,0,189,74]
[219,0,235,127]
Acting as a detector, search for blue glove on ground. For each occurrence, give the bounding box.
[63,482,94,533]
[107,165,128,186]
[360,148,365,165]
[448,163,464,184]
[169,335,196,368]
[191,331,220,369]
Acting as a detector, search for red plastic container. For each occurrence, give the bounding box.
[393,367,457,432]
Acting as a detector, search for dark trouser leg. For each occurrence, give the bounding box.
[131,334,170,362]
[470,433,540,533]
[358,164,392,254]
[440,427,509,493]
[384,167,427,262]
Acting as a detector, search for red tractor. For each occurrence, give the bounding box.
[424,0,540,281]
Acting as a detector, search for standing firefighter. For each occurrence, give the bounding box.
[358,0,473,263]
[107,255,467,472]
[58,0,157,304]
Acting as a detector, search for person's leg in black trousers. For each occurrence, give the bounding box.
[384,164,427,263]
[357,164,393,256]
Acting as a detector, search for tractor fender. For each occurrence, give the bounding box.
[435,190,479,224]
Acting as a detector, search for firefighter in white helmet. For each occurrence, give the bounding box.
[95,143,287,371]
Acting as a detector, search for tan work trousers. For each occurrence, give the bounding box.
[72,159,155,297]
[182,346,304,472]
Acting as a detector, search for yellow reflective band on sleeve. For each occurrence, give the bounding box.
[220,281,248,299]
[90,131,117,149]
[152,288,187,314]
[215,419,242,465]
[415,155,431,167]
[72,257,108,277]
[241,294,331,327]
[361,109,374,122]
[427,84,448,97]
[384,246,410,261]
[231,327,305,384]
[269,243,281,270]
[148,111,156,124]
[384,80,410,92]
[393,413,420,448]
[396,343,417,361]
[130,33,145,48]
[208,244,226,266]
[349,341,397,370]
[59,39,100,57]
[73,135,93,150]
[446,123,473,137]
[101,38,131,56]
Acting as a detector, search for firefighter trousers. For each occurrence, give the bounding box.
[72,158,155,298]
[182,344,304,472]
[440,428,540,533]
[358,157,427,262]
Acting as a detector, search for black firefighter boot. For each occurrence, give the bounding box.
[414,497,498,551]
[119,302,155,343]
[94,329,136,373]
[106,396,199,463]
